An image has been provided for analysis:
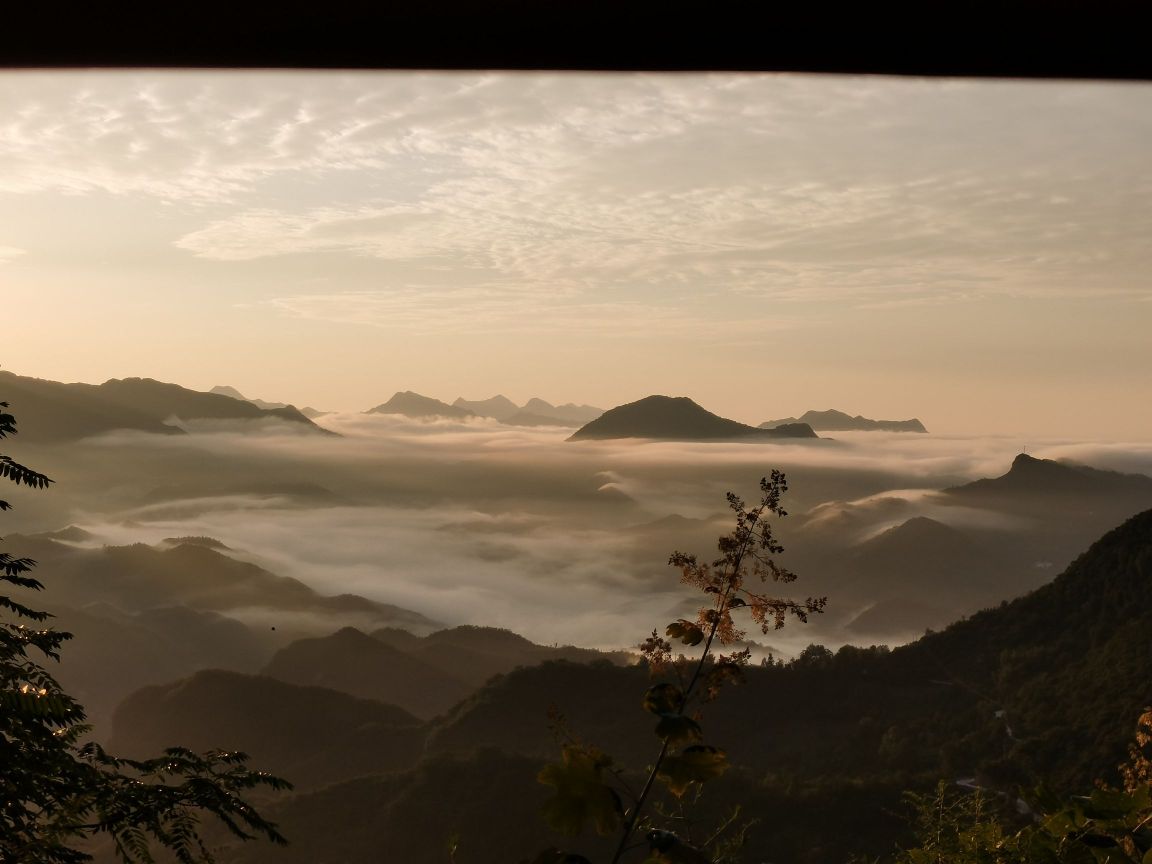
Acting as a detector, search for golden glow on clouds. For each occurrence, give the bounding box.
[1,72,1150,436]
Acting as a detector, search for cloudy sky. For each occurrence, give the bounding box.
[2,71,1150,436]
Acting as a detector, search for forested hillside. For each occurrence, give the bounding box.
[110,506,1152,864]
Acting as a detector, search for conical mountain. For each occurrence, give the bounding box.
[522,398,603,425]
[568,395,817,441]
[262,627,473,719]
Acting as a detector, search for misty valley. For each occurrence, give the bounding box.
[4,369,1152,864]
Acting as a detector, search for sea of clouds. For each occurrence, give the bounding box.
[13,414,1152,656]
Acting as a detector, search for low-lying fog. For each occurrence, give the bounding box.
[13,414,1152,658]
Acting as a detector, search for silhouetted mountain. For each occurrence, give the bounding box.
[52,603,270,732]
[843,513,986,594]
[568,395,818,441]
[109,670,424,790]
[938,453,1152,551]
[186,508,1152,864]
[367,391,474,419]
[835,517,1001,633]
[452,394,520,421]
[760,408,927,433]
[158,535,231,550]
[4,534,438,639]
[262,627,473,720]
[0,370,182,440]
[947,453,1152,499]
[775,455,1152,638]
[210,384,327,418]
[369,624,631,688]
[450,395,604,427]
[429,506,1152,792]
[95,377,323,429]
[523,398,603,425]
[208,384,248,401]
[0,370,326,441]
[37,525,94,542]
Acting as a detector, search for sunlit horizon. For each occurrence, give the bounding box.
[2,71,1150,437]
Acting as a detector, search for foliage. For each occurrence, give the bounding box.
[536,472,826,863]
[0,398,290,863]
[897,709,1152,864]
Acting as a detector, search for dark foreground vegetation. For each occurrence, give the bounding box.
[2,400,288,863]
[115,492,1152,864]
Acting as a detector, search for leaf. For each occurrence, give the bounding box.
[538,745,623,836]
[657,745,729,797]
[1084,787,1143,819]
[653,714,703,748]
[0,688,79,724]
[665,620,704,646]
[642,683,683,715]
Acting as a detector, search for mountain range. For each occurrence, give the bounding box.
[946,452,1152,501]
[99,504,1152,864]
[367,391,605,427]
[782,452,1152,636]
[760,408,927,433]
[568,395,818,441]
[4,371,930,443]
[0,370,326,440]
[454,395,604,427]
[7,532,438,727]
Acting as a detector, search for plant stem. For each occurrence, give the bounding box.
[608,513,760,864]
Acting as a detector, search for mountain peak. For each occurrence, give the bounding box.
[210,385,247,400]
[1010,452,1047,470]
[452,394,520,421]
[948,453,1152,500]
[368,392,473,419]
[569,395,817,442]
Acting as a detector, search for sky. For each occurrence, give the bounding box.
[1,71,1150,437]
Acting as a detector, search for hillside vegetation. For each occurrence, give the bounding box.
[106,505,1152,864]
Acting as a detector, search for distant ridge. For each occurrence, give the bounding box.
[262,627,472,720]
[760,408,926,433]
[109,669,424,790]
[367,391,473,419]
[946,453,1152,499]
[424,505,1152,794]
[0,370,327,440]
[453,395,604,427]
[198,506,1152,863]
[521,398,603,426]
[210,384,327,418]
[452,394,520,421]
[568,395,818,442]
